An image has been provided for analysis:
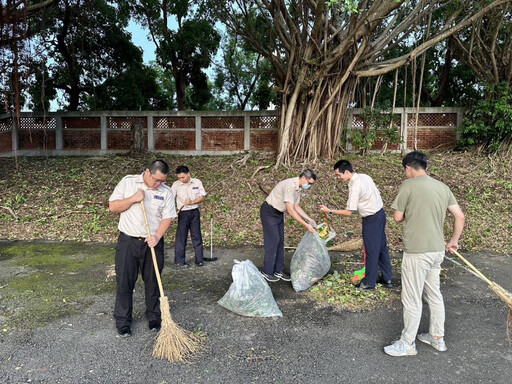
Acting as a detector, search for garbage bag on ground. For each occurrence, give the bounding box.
[218,259,283,317]
[290,230,334,292]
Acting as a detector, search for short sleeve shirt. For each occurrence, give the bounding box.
[265,177,301,212]
[392,175,458,253]
[346,173,383,217]
[171,178,207,211]
[109,173,177,237]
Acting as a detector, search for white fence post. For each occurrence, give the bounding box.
[55,115,63,150]
[100,115,107,151]
[147,115,154,151]
[195,115,202,151]
[244,113,250,151]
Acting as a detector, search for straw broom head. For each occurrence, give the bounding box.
[489,283,512,343]
[328,238,363,252]
[152,296,200,363]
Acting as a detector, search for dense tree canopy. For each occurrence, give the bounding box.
[1,0,511,157]
[213,0,511,165]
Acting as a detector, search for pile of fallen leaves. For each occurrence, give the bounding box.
[0,151,510,253]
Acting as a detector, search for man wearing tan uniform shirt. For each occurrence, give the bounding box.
[171,165,207,267]
[109,159,177,337]
[320,159,393,291]
[260,169,317,282]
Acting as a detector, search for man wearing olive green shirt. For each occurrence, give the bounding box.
[384,151,465,357]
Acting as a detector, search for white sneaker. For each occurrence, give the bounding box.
[384,340,418,356]
[417,333,447,352]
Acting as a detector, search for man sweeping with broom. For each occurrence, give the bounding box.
[109,159,176,337]
[384,151,465,357]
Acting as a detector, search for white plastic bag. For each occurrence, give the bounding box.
[218,259,283,317]
[290,231,332,292]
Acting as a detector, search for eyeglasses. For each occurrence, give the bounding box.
[150,174,166,184]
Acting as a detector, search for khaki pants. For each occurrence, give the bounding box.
[400,251,445,344]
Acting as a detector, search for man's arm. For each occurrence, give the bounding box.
[446,204,465,252]
[109,189,144,213]
[286,202,315,233]
[184,195,204,206]
[319,205,353,217]
[146,218,172,248]
[393,210,404,222]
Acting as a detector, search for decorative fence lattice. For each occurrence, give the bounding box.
[155,117,195,129]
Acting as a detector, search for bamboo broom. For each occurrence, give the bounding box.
[141,201,200,362]
[450,248,512,341]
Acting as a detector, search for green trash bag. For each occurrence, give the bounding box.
[218,259,283,317]
[290,231,332,292]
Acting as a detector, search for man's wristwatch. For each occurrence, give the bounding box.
[329,210,333,214]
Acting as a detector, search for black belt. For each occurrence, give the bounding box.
[121,232,145,241]
[263,201,283,214]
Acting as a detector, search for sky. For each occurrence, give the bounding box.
[127,20,157,64]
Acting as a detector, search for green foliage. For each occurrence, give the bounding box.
[348,105,401,155]
[325,0,359,13]
[308,270,399,310]
[211,35,276,110]
[460,82,512,152]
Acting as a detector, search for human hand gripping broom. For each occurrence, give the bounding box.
[449,248,512,341]
[140,201,199,363]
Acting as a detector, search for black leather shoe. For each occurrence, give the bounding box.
[376,277,394,288]
[355,282,375,291]
[196,261,204,267]
[117,326,131,337]
[149,320,161,332]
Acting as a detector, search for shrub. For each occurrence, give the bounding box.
[460,82,512,153]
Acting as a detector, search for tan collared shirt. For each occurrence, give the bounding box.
[109,173,177,237]
[265,177,301,212]
[346,173,383,218]
[171,178,207,211]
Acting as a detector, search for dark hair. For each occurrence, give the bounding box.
[299,169,317,180]
[148,159,170,175]
[333,160,353,173]
[402,151,428,170]
[175,165,190,175]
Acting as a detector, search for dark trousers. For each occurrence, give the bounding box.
[114,232,164,329]
[174,208,204,264]
[361,208,392,287]
[260,201,285,275]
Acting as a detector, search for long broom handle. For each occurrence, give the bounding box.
[141,201,166,298]
[450,248,493,286]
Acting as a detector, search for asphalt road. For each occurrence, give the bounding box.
[1,246,511,384]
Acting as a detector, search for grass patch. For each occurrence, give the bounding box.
[0,242,116,331]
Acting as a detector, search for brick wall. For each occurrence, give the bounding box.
[0,131,11,152]
[202,131,244,151]
[0,109,463,156]
[19,129,56,150]
[155,131,195,150]
[406,128,457,149]
[107,130,136,150]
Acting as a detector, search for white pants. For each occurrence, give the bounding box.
[400,251,445,344]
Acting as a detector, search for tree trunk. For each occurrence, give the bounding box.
[130,122,145,156]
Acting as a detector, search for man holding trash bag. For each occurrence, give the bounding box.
[109,159,177,337]
[319,159,393,291]
[260,169,317,283]
[384,151,464,357]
